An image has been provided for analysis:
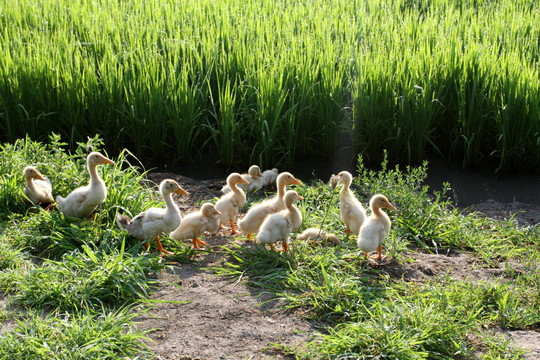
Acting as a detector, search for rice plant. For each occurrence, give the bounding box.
[1,0,538,171]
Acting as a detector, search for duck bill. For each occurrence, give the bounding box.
[34,173,46,181]
[387,203,397,212]
[329,175,338,189]
[239,178,250,185]
[176,187,189,196]
[292,178,303,186]
[102,157,115,165]
[215,209,222,215]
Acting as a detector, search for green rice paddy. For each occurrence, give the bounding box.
[1,0,538,170]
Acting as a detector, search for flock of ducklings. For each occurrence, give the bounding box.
[22,152,397,259]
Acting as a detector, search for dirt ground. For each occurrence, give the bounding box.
[142,173,540,360]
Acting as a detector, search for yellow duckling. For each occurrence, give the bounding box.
[357,194,397,260]
[238,172,302,239]
[23,166,53,207]
[296,227,340,246]
[330,171,366,236]
[261,168,279,187]
[215,173,250,235]
[257,190,303,252]
[221,165,264,193]
[56,152,114,218]
[116,179,188,255]
[170,203,222,249]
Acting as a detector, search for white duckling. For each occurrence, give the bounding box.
[330,171,366,236]
[116,179,188,255]
[221,165,264,193]
[261,168,279,187]
[23,166,53,207]
[170,203,222,249]
[215,173,250,235]
[296,227,340,246]
[357,194,397,260]
[238,172,302,239]
[257,190,303,252]
[56,152,114,218]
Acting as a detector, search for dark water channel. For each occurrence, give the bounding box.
[158,155,540,207]
[286,156,540,207]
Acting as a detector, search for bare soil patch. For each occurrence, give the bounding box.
[138,173,540,359]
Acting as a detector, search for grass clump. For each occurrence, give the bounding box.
[0,136,176,358]
[11,239,164,312]
[0,308,152,360]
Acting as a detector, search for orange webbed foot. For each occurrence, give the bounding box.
[192,238,207,249]
[155,236,174,255]
[229,221,237,235]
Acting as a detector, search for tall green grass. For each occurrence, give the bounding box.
[1,0,537,171]
[0,136,173,358]
[1,138,539,358]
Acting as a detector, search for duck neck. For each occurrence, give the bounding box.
[372,207,383,217]
[163,191,176,212]
[88,163,101,186]
[27,178,37,191]
[341,179,352,194]
[288,203,301,226]
[277,182,286,200]
[230,182,242,194]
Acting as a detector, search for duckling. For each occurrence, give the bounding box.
[221,165,264,193]
[56,152,114,218]
[238,172,302,239]
[257,190,303,252]
[261,168,279,187]
[296,227,340,246]
[330,171,366,235]
[170,203,221,249]
[116,179,188,255]
[215,173,250,235]
[22,166,53,207]
[357,194,397,260]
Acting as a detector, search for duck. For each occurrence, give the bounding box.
[116,179,188,255]
[56,152,114,218]
[330,171,366,236]
[22,166,54,207]
[170,203,221,249]
[261,168,279,187]
[215,173,250,235]
[296,227,340,246]
[257,190,303,251]
[238,172,302,239]
[221,165,264,193]
[357,194,397,260]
